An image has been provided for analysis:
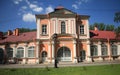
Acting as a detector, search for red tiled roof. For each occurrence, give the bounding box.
[90,30,117,39]
[0,31,36,44]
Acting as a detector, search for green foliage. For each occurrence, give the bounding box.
[114,12,120,23]
[0,64,120,75]
[18,28,36,33]
[115,26,120,37]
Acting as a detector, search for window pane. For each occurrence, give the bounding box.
[101,45,107,56]
[61,21,66,34]
[91,45,98,56]
[42,25,47,35]
[28,46,35,57]
[111,45,117,55]
[17,47,24,58]
[80,25,84,34]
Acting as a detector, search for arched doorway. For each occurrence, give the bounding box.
[0,48,4,64]
[41,51,47,62]
[80,50,86,62]
[57,47,71,61]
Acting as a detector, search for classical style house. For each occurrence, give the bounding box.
[0,6,120,64]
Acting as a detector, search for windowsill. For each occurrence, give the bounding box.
[79,34,87,36]
[41,34,49,36]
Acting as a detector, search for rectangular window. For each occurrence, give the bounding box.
[17,50,24,58]
[80,25,84,34]
[42,25,47,35]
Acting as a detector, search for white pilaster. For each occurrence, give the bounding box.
[118,43,120,60]
[86,20,90,38]
[24,44,28,64]
[86,40,92,62]
[37,18,40,39]
[36,41,40,64]
[13,45,17,57]
[98,41,102,61]
[48,42,51,63]
[51,41,55,63]
[73,39,77,63]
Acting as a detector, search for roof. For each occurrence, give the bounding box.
[0,31,36,44]
[90,30,118,40]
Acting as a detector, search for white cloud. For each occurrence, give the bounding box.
[29,3,43,12]
[13,0,22,4]
[72,4,79,10]
[33,7,43,12]
[22,13,35,22]
[29,4,37,9]
[45,5,54,14]
[21,6,27,10]
[73,0,90,9]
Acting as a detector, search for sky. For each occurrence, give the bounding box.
[0,0,120,32]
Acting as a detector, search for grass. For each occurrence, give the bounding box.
[0,64,120,75]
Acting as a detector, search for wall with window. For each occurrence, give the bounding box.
[78,19,89,39]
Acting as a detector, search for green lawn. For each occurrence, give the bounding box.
[0,64,120,75]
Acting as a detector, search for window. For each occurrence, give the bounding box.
[101,44,108,56]
[57,47,71,61]
[90,45,98,56]
[80,25,84,34]
[61,21,66,34]
[17,47,24,58]
[42,25,47,35]
[111,45,117,56]
[0,48,4,61]
[28,46,35,57]
[6,48,13,58]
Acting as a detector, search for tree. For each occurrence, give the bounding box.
[114,12,120,23]
[90,23,106,30]
[106,25,115,31]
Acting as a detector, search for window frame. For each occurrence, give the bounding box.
[101,44,108,56]
[28,46,35,58]
[90,45,98,56]
[42,24,47,35]
[111,45,118,56]
[61,21,66,34]
[80,25,84,35]
[17,47,24,58]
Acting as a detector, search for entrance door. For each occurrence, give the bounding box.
[42,51,47,62]
[0,48,4,64]
[57,47,71,61]
[80,50,86,62]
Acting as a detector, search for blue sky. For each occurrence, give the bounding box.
[0,0,120,32]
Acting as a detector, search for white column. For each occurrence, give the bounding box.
[98,41,102,61]
[73,39,77,63]
[51,41,55,63]
[13,45,17,57]
[37,18,40,39]
[48,42,51,63]
[23,44,28,64]
[86,20,90,38]
[86,40,92,62]
[36,41,40,64]
[118,43,120,60]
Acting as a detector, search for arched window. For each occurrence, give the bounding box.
[90,45,98,56]
[80,50,86,61]
[42,51,47,62]
[111,45,117,56]
[6,48,13,58]
[57,47,71,61]
[61,21,66,34]
[17,47,24,58]
[101,44,108,56]
[28,46,35,57]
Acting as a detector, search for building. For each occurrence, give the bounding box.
[0,6,120,64]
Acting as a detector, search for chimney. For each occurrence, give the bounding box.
[7,30,12,36]
[13,29,16,35]
[94,26,98,31]
[15,28,19,36]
